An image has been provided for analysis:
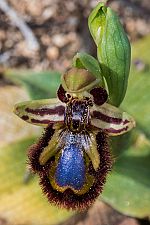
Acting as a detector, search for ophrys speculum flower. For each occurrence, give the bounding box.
[14,68,135,210]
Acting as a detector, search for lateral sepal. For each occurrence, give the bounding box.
[90,103,135,136]
[14,98,65,126]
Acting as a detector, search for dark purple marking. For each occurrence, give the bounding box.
[21,115,29,121]
[123,119,129,125]
[57,85,69,103]
[105,126,128,134]
[90,87,108,106]
[92,111,122,125]
[31,119,64,124]
[31,119,52,124]
[26,105,65,116]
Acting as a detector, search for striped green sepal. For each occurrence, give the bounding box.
[14,98,65,126]
[90,103,135,136]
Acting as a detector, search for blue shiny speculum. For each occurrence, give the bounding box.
[54,99,90,191]
[55,143,85,190]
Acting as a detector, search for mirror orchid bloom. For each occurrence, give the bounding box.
[14,68,135,210]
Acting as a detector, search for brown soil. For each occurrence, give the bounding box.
[0,0,150,72]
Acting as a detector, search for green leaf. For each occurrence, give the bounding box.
[0,138,73,225]
[88,3,131,106]
[101,131,150,218]
[122,35,150,138]
[4,69,61,100]
[72,52,104,86]
[101,36,150,218]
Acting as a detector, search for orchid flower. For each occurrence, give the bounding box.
[14,68,135,210]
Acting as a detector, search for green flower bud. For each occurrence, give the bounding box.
[88,3,131,106]
[61,68,100,93]
[72,52,105,87]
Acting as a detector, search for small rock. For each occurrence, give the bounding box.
[52,34,68,48]
[126,18,136,33]
[27,0,43,17]
[64,2,76,12]
[41,35,51,46]
[67,17,78,27]
[42,7,56,20]
[135,19,150,36]
[46,46,59,60]
[0,30,6,41]
[16,41,38,58]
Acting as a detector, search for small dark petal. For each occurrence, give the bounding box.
[90,87,108,105]
[57,84,69,103]
[39,131,112,210]
[28,124,54,173]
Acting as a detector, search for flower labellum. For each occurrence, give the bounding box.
[14,68,135,210]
